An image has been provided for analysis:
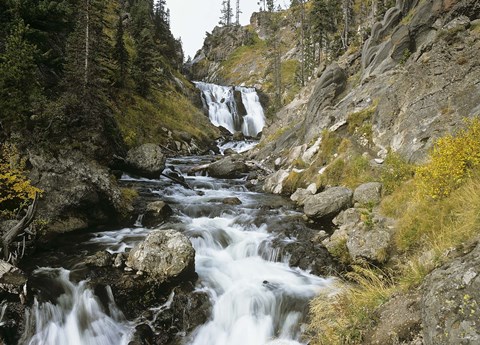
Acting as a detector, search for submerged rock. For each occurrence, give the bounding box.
[125,144,166,179]
[303,187,353,220]
[126,230,195,282]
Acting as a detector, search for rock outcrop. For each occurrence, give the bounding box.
[353,182,383,206]
[421,242,480,345]
[126,230,195,282]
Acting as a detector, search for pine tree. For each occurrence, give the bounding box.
[266,0,275,12]
[219,0,233,26]
[235,0,241,26]
[310,0,339,64]
[132,26,156,96]
[0,18,41,131]
[113,13,128,87]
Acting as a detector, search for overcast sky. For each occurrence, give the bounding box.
[167,0,275,59]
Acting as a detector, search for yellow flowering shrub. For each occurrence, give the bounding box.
[0,143,42,213]
[416,118,480,199]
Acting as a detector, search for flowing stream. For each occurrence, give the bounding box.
[21,155,335,344]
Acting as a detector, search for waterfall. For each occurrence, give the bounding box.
[195,82,266,137]
[22,268,131,345]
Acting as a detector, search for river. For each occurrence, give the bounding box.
[19,154,335,345]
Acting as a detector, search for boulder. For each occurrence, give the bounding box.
[207,156,249,178]
[126,230,195,282]
[353,182,383,205]
[143,201,173,228]
[223,148,237,155]
[421,242,480,345]
[263,170,290,194]
[303,187,353,220]
[290,187,315,206]
[346,225,391,263]
[125,144,166,179]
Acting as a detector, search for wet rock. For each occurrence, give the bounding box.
[129,323,155,345]
[263,169,290,194]
[353,182,383,206]
[232,131,245,141]
[222,197,242,205]
[126,230,195,282]
[303,187,353,221]
[125,144,166,179]
[286,241,341,276]
[207,155,249,178]
[421,242,480,345]
[84,251,113,268]
[223,148,237,155]
[0,261,27,296]
[143,201,173,228]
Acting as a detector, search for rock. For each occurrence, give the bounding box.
[223,148,237,155]
[263,169,290,194]
[286,241,341,276]
[29,151,132,234]
[346,224,391,263]
[290,187,315,206]
[84,251,113,267]
[421,242,480,345]
[0,260,27,296]
[207,156,249,178]
[143,201,173,228]
[232,131,245,141]
[364,292,422,345]
[353,182,383,205]
[125,144,166,179]
[126,230,195,282]
[303,187,353,220]
[222,197,242,205]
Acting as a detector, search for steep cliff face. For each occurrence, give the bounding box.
[253,0,480,169]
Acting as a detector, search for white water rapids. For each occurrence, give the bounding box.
[195,82,266,137]
[22,156,335,345]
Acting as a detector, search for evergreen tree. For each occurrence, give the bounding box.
[0,18,41,131]
[266,0,275,12]
[113,13,128,87]
[310,0,339,64]
[219,0,233,26]
[132,26,156,96]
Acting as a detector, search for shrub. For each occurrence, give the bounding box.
[380,151,414,195]
[0,143,42,216]
[416,118,480,199]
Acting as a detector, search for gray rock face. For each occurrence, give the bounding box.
[143,201,173,228]
[353,182,383,205]
[290,187,315,206]
[263,169,290,194]
[29,151,130,234]
[0,260,27,296]
[207,156,249,178]
[303,187,353,220]
[125,144,166,179]
[346,225,391,263]
[127,230,195,282]
[422,243,480,345]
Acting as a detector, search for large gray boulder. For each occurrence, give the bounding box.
[353,182,383,205]
[421,242,480,345]
[126,230,195,282]
[207,155,249,178]
[346,225,391,263]
[263,169,290,194]
[304,187,353,220]
[0,260,27,296]
[125,144,166,179]
[290,183,317,206]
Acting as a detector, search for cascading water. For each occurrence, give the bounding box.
[195,82,266,137]
[22,156,335,345]
[21,268,131,345]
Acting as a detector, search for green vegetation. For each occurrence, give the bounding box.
[308,116,480,344]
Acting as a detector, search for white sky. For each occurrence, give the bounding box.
[167,0,281,59]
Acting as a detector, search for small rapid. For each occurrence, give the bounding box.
[21,156,335,345]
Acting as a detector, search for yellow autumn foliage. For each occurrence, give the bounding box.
[0,143,42,213]
[416,117,480,199]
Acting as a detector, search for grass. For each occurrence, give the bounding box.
[308,265,395,345]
